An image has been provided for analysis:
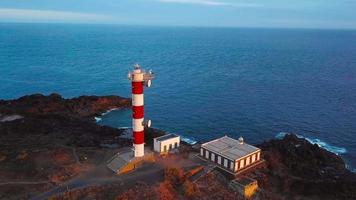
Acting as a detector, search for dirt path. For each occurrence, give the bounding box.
[30,151,206,200]
[0,181,49,186]
[30,163,164,200]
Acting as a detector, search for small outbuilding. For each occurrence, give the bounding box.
[229,176,258,198]
[200,136,261,174]
[153,134,180,153]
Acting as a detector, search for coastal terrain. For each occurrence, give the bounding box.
[0,94,355,200]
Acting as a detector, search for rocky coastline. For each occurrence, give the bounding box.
[0,94,355,200]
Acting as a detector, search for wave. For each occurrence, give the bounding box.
[181,136,198,145]
[117,127,131,129]
[346,164,356,173]
[101,108,119,116]
[158,130,198,145]
[275,132,347,155]
[94,108,120,123]
[94,117,102,123]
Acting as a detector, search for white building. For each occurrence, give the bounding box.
[153,134,180,153]
[200,136,261,174]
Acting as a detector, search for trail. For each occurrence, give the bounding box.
[0,181,49,186]
[30,163,164,200]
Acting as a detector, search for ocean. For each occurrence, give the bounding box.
[1,23,355,170]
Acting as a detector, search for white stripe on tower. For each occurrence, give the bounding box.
[132,94,144,106]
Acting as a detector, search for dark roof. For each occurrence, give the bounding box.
[201,136,260,161]
[155,134,180,142]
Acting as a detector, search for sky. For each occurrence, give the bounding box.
[0,0,355,29]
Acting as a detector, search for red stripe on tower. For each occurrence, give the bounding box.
[132,81,143,94]
[133,131,145,144]
[132,106,144,119]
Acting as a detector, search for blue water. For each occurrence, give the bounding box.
[1,23,356,169]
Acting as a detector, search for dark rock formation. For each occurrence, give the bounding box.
[0,93,131,119]
[144,127,166,145]
[0,93,132,151]
[257,133,356,200]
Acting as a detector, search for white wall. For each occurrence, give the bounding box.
[240,159,245,169]
[205,150,209,159]
[154,136,180,153]
[230,161,234,171]
[153,138,160,152]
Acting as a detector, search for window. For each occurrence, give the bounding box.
[218,156,221,164]
[200,148,204,156]
[252,154,256,163]
[230,161,234,170]
[174,142,178,148]
[163,145,167,152]
[211,153,215,162]
[224,159,228,168]
[205,151,209,159]
[169,144,172,150]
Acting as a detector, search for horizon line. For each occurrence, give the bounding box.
[1,21,356,31]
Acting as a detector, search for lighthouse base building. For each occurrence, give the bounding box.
[200,136,262,174]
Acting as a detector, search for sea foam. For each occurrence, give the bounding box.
[346,164,356,173]
[94,117,102,123]
[94,108,120,123]
[101,108,119,116]
[276,132,347,155]
[181,136,198,145]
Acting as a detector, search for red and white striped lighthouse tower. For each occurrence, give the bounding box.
[128,64,155,157]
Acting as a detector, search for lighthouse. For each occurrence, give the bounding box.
[128,64,155,157]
